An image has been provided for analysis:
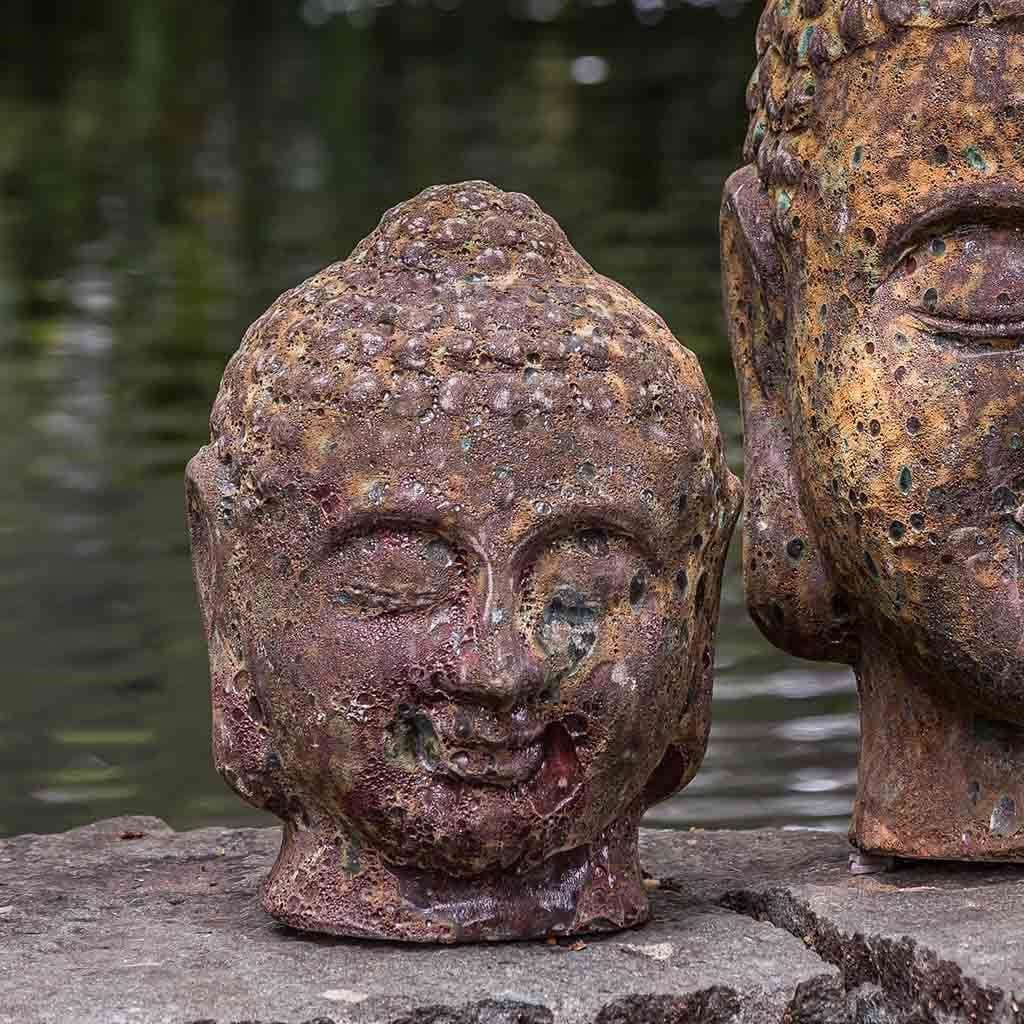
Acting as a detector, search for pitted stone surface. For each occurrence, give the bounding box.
[1,819,1023,1023]
[186,180,741,941]
[0,819,828,1024]
[646,829,1024,1023]
[726,0,1024,862]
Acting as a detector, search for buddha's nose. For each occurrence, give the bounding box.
[449,606,548,710]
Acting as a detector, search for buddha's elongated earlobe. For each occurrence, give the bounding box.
[642,465,741,809]
[186,447,287,816]
[722,165,858,664]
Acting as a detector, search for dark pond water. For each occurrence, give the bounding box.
[0,0,857,838]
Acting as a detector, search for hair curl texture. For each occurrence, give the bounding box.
[207,181,723,520]
[745,0,1024,190]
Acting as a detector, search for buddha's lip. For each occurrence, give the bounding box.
[437,737,547,787]
[438,720,547,751]
[393,702,583,788]
[415,715,573,787]
[427,704,550,752]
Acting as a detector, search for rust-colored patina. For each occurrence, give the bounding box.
[187,182,740,941]
[725,0,1024,860]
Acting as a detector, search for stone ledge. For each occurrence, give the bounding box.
[0,818,1021,1023]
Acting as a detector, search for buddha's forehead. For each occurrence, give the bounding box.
[796,24,1024,241]
[242,368,722,551]
[337,395,709,489]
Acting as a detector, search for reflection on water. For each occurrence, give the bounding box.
[0,0,857,838]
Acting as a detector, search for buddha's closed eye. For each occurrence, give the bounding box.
[325,528,466,617]
[885,224,1024,353]
[320,522,654,630]
[518,527,653,667]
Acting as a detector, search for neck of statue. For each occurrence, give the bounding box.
[852,636,1024,861]
[259,806,649,941]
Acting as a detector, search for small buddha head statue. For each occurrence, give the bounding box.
[187,182,740,941]
[724,0,1024,858]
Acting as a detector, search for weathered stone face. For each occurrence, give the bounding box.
[187,182,739,940]
[725,4,1024,858]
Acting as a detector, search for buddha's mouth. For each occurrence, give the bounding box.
[388,704,583,796]
[435,733,547,786]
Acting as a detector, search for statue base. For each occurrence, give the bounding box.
[260,813,650,942]
[852,641,1024,861]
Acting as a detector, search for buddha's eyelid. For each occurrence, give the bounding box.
[883,185,1024,268]
[911,310,1024,338]
[523,505,661,564]
[322,510,462,554]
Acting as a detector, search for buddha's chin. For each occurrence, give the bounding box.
[350,805,578,879]
[876,609,1024,725]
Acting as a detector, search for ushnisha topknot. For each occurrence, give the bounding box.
[745,0,1024,183]
[207,181,727,509]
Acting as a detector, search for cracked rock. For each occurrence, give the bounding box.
[640,829,1024,1024]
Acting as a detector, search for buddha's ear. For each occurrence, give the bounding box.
[186,446,287,816]
[721,165,857,664]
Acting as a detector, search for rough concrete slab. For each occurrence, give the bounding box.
[0,819,1022,1023]
[0,818,829,1024]
[643,828,1024,1024]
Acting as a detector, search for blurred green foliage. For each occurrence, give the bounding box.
[0,1,856,839]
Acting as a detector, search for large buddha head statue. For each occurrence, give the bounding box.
[724,0,1024,859]
[187,182,740,941]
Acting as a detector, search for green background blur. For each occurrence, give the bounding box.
[0,0,859,838]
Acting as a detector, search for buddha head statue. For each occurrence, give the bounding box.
[186,182,740,941]
[724,0,1024,859]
